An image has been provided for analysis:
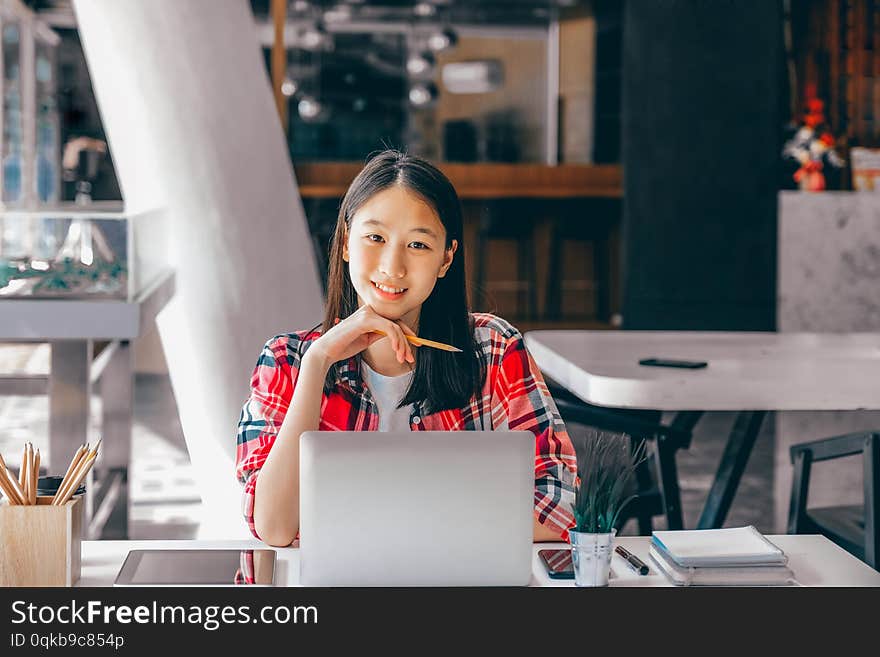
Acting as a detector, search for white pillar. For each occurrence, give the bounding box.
[73,0,324,537]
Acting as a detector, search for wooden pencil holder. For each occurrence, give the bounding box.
[0,495,83,587]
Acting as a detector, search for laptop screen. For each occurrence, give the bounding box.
[298,430,535,586]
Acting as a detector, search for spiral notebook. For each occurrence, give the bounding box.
[651,526,787,567]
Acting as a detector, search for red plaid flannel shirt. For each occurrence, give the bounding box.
[235,313,577,542]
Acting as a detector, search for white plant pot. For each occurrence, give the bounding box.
[568,528,616,587]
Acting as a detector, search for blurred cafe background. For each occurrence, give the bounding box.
[0,0,877,569]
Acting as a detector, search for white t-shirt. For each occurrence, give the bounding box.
[361,360,415,432]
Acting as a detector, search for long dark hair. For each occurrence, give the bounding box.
[321,149,485,413]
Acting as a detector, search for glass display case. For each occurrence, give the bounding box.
[0,0,60,209]
[0,202,167,301]
[0,203,130,299]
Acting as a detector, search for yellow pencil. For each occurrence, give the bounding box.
[21,444,32,505]
[18,444,27,490]
[54,440,101,505]
[54,457,87,506]
[0,454,24,505]
[28,443,36,504]
[0,470,17,504]
[55,453,96,506]
[371,330,462,353]
[58,444,87,495]
[32,448,40,504]
[0,453,26,504]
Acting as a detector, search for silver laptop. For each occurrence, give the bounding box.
[298,430,535,586]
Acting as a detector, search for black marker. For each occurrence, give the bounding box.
[615,545,649,575]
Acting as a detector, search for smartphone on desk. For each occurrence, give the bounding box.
[539,549,574,579]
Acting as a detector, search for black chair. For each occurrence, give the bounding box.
[549,381,702,534]
[788,431,879,569]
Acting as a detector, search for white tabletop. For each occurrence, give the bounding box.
[77,535,880,587]
[0,269,174,340]
[524,330,880,411]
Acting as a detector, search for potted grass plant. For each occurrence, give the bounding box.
[569,431,647,587]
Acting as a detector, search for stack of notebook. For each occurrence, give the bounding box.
[649,526,796,586]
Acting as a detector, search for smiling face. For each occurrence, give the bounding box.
[343,185,457,329]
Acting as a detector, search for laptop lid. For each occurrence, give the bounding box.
[299,430,535,586]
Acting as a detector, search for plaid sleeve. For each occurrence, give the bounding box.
[491,332,577,539]
[235,335,298,540]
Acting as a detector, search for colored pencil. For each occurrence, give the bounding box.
[0,471,16,504]
[18,444,27,490]
[58,445,86,493]
[0,463,22,505]
[22,444,32,505]
[31,448,40,505]
[54,439,100,506]
[0,453,25,505]
[55,453,96,506]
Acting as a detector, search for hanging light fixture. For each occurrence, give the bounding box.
[406,50,435,76]
[281,77,299,97]
[427,27,457,53]
[323,4,352,24]
[300,21,328,51]
[297,95,323,120]
[413,2,436,18]
[408,82,438,107]
[290,0,311,14]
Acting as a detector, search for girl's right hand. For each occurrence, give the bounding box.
[306,305,416,370]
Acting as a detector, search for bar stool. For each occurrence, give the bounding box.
[544,198,619,322]
[473,199,538,321]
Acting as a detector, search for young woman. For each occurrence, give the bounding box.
[235,150,577,547]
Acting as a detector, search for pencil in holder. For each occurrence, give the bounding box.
[0,495,83,586]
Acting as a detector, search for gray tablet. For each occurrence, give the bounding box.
[114,549,276,586]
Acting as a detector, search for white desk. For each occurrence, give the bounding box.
[524,330,880,411]
[524,330,880,529]
[76,535,880,587]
